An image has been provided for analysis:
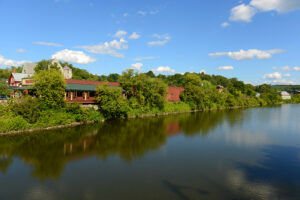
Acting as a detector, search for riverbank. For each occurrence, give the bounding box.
[0,103,265,136]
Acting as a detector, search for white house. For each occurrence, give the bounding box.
[280,91,291,100]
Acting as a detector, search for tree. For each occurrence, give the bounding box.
[34,69,66,108]
[107,73,120,82]
[119,69,168,110]
[0,80,11,96]
[34,60,60,73]
[96,84,128,119]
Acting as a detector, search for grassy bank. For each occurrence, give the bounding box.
[0,99,280,135]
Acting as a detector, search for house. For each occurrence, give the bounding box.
[280,91,291,100]
[167,87,184,102]
[216,85,224,92]
[294,91,300,95]
[9,78,185,104]
[8,70,32,87]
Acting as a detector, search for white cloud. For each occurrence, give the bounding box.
[229,0,300,23]
[217,66,234,70]
[277,65,290,71]
[16,49,26,53]
[284,73,291,77]
[270,79,296,84]
[200,69,206,74]
[0,55,28,67]
[294,66,300,71]
[114,30,127,38]
[221,22,230,27]
[250,0,300,13]
[137,10,147,16]
[129,32,141,40]
[77,38,128,58]
[152,66,175,74]
[230,4,257,22]
[123,13,129,17]
[148,34,170,46]
[131,63,143,71]
[33,41,62,47]
[134,56,157,61]
[51,49,96,64]
[263,72,282,79]
[150,9,159,15]
[209,49,283,60]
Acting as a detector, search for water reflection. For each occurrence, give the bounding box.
[0,109,242,180]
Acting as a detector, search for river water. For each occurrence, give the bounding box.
[0,104,300,200]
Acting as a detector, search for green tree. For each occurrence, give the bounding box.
[34,69,66,108]
[34,60,60,73]
[119,69,168,110]
[0,80,11,96]
[96,84,129,119]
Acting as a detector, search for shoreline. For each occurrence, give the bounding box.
[0,104,278,136]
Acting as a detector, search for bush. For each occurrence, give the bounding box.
[10,96,41,123]
[35,110,76,127]
[0,116,30,132]
[86,109,104,121]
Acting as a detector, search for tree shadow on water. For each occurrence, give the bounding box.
[162,180,209,200]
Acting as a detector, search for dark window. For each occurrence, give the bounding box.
[77,91,83,97]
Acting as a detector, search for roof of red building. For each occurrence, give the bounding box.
[65,79,120,86]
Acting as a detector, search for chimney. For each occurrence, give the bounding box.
[13,69,16,73]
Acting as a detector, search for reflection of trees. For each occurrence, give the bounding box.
[177,109,243,136]
[0,156,13,173]
[0,109,244,180]
[93,118,167,161]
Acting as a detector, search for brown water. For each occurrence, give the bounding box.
[0,104,300,199]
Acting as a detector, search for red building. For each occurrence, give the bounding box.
[9,77,184,104]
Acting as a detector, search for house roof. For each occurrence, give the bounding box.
[66,83,98,92]
[12,73,32,82]
[65,79,120,86]
[281,91,290,96]
[22,62,36,74]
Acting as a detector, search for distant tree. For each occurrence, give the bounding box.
[107,73,120,82]
[0,66,22,79]
[144,71,155,78]
[34,69,66,108]
[34,60,60,73]
[0,80,11,96]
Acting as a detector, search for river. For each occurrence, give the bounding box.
[0,104,300,199]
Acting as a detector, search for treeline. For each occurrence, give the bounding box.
[96,69,285,119]
[0,60,299,133]
[271,85,300,93]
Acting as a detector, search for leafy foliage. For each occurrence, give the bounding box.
[9,96,41,123]
[34,60,60,73]
[96,84,129,119]
[0,79,11,96]
[119,69,168,110]
[34,69,66,109]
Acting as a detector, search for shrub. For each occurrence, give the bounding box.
[10,96,41,123]
[0,116,30,132]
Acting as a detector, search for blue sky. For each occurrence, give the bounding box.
[0,0,300,85]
